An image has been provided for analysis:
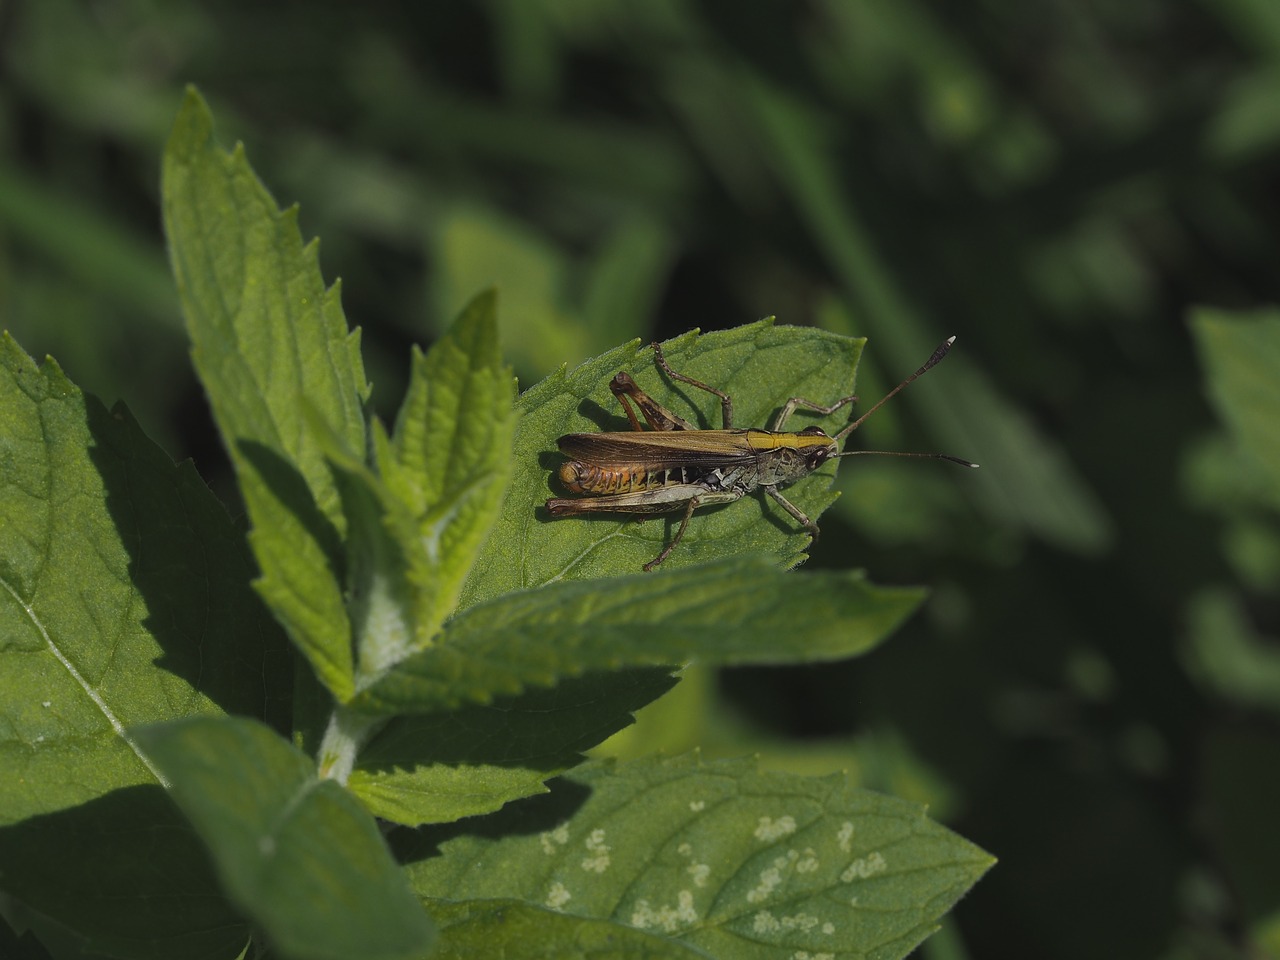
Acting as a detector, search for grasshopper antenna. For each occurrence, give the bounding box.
[836,449,978,468]
[833,336,978,468]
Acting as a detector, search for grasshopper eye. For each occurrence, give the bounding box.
[796,425,829,437]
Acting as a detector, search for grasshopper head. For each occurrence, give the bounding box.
[796,425,839,468]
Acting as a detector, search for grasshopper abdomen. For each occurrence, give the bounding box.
[557,459,699,495]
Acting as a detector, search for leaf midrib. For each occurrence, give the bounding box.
[0,573,169,787]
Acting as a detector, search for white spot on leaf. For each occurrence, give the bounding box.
[780,913,821,932]
[754,815,797,842]
[841,850,887,883]
[753,911,780,934]
[546,881,571,910]
[581,827,611,873]
[747,864,783,903]
[540,822,570,855]
[630,891,698,933]
[837,821,854,853]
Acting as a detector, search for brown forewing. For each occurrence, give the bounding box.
[555,429,758,469]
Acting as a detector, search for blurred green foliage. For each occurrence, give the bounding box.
[3,2,1280,958]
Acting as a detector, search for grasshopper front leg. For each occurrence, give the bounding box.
[771,393,859,432]
[651,342,734,429]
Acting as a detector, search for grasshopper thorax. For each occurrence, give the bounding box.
[794,425,839,463]
[751,425,839,487]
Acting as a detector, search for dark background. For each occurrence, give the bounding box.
[3,3,1279,958]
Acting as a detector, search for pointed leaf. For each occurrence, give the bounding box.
[348,669,678,826]
[162,88,367,700]
[308,294,517,688]
[0,334,289,959]
[459,320,864,606]
[404,755,994,960]
[135,717,434,960]
[353,558,922,714]
[385,290,517,644]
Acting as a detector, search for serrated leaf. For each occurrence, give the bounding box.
[352,557,922,714]
[379,290,516,657]
[428,899,713,959]
[458,321,865,606]
[404,755,994,960]
[348,669,678,826]
[1191,306,1280,506]
[299,294,515,690]
[162,88,367,701]
[134,717,434,960]
[0,334,289,959]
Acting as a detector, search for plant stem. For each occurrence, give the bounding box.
[316,705,386,783]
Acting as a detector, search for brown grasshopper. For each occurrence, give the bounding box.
[546,338,976,570]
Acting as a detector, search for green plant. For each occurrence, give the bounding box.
[0,90,991,960]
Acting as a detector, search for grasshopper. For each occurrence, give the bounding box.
[546,337,977,571]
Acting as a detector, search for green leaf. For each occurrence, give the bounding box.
[353,557,922,714]
[303,293,515,699]
[459,320,864,605]
[135,717,435,960]
[162,88,368,701]
[0,334,289,959]
[1191,306,1280,506]
[428,899,711,959]
[404,755,994,960]
[348,669,678,826]
[306,410,419,685]
[380,289,517,654]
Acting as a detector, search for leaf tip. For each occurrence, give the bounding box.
[166,86,216,164]
[179,85,211,120]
